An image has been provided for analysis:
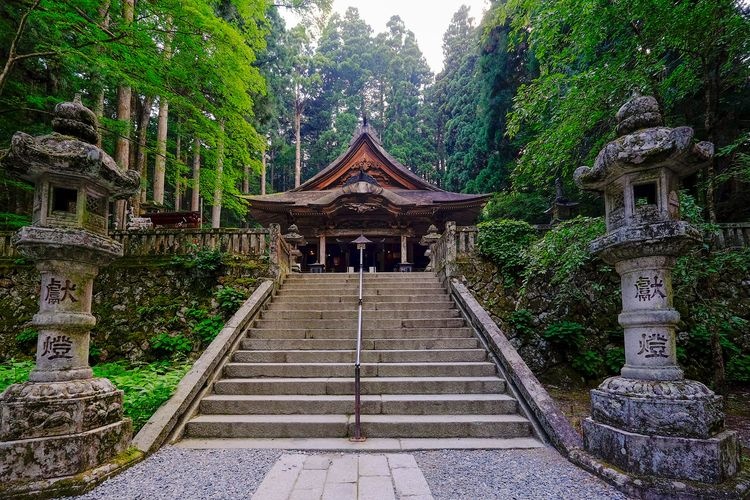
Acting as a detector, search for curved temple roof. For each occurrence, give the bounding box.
[243,122,489,229]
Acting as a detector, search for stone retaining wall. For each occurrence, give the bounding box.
[0,256,270,362]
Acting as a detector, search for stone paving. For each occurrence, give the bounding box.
[251,453,433,500]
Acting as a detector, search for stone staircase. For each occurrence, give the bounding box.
[181,273,539,446]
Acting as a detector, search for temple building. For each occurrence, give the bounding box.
[244,122,489,272]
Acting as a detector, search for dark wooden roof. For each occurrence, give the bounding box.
[243,123,489,227]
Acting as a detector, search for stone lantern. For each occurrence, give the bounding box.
[0,96,139,491]
[574,95,740,484]
[283,224,306,273]
[420,224,441,272]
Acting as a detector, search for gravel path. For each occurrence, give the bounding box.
[73,448,282,500]
[72,447,627,499]
[414,448,628,500]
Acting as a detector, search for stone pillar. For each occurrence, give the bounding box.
[0,96,140,492]
[400,234,408,264]
[575,95,740,485]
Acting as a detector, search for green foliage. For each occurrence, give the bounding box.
[150,333,192,357]
[727,355,750,383]
[192,315,225,344]
[0,212,30,230]
[482,191,550,225]
[92,361,191,432]
[476,219,537,278]
[604,348,626,375]
[543,321,586,349]
[523,217,606,287]
[571,350,604,379]
[0,359,34,392]
[171,248,223,273]
[15,328,37,347]
[507,309,535,338]
[214,287,246,314]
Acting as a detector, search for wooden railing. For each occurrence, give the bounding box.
[110,228,269,257]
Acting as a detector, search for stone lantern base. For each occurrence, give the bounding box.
[583,376,741,484]
[0,378,132,484]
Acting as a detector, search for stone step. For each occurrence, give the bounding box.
[241,338,481,351]
[232,349,487,364]
[279,288,447,297]
[285,273,438,281]
[281,282,443,291]
[245,327,474,340]
[260,309,461,321]
[223,362,497,378]
[199,393,517,416]
[282,278,441,286]
[267,301,454,312]
[185,414,531,439]
[273,294,453,304]
[251,318,465,330]
[213,376,506,395]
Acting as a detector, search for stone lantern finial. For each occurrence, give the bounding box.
[51,94,100,145]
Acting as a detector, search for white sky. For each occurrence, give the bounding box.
[282,0,489,74]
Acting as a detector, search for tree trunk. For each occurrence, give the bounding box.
[242,164,250,194]
[294,108,302,188]
[191,135,201,212]
[114,0,135,229]
[704,61,720,224]
[261,151,267,195]
[175,132,182,211]
[211,121,225,228]
[0,0,42,97]
[153,96,169,204]
[132,95,153,215]
[152,17,173,206]
[92,1,111,132]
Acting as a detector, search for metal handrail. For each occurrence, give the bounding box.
[350,235,370,442]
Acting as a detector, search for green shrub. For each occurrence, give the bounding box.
[150,333,192,356]
[92,361,191,431]
[507,309,535,338]
[15,328,37,347]
[604,347,625,374]
[482,191,550,225]
[477,219,538,278]
[543,321,586,348]
[193,315,225,343]
[215,286,246,314]
[0,212,31,231]
[727,355,750,383]
[523,216,607,287]
[171,247,223,273]
[572,350,604,379]
[0,359,34,392]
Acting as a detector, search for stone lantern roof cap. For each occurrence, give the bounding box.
[0,96,139,198]
[574,95,714,192]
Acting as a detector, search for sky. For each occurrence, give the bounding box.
[281,0,489,74]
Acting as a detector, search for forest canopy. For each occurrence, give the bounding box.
[1,0,748,227]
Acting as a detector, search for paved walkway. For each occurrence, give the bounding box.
[73,446,628,500]
[252,453,432,500]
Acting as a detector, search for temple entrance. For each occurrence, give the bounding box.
[298,237,427,272]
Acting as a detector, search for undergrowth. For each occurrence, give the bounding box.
[0,359,191,433]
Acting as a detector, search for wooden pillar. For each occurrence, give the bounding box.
[400,233,408,264]
[319,235,326,266]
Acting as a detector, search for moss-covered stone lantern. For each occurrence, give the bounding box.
[574,95,740,486]
[0,96,139,495]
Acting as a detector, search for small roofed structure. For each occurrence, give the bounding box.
[243,121,489,272]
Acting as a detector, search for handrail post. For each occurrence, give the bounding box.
[350,235,371,442]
